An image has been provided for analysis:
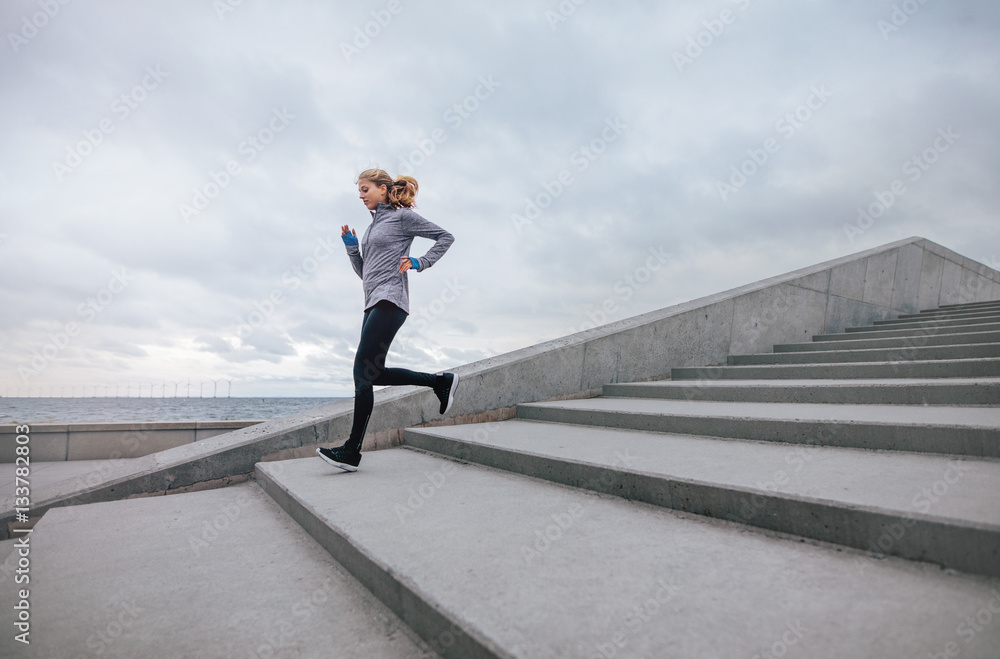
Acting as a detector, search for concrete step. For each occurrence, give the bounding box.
[601,378,1000,405]
[403,419,1000,577]
[255,452,1000,658]
[869,312,1000,329]
[672,357,1000,380]
[0,460,144,513]
[775,330,1000,352]
[938,299,1000,311]
[901,307,1000,320]
[514,398,1000,457]
[813,320,1000,342]
[728,343,1000,366]
[0,481,434,658]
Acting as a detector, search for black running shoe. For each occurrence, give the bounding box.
[316,446,361,472]
[434,372,459,415]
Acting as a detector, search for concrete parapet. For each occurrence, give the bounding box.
[0,420,265,463]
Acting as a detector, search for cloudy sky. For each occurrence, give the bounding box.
[1,0,998,398]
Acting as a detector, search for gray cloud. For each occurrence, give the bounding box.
[1,0,998,397]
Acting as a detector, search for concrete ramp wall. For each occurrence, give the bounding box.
[0,420,264,462]
[4,236,998,538]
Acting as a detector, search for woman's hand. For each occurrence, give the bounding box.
[399,256,413,273]
[341,224,359,246]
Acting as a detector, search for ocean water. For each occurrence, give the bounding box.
[0,397,348,424]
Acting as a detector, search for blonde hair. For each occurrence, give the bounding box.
[356,167,418,209]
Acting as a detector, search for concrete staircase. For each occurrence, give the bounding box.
[252,299,1000,657]
[7,298,998,658]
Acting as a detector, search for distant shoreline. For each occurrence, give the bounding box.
[0,397,351,424]
[0,396,351,399]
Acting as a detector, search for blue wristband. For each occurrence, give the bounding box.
[342,232,358,246]
[409,257,421,271]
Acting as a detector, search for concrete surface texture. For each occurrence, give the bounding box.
[256,294,997,656]
[256,451,1000,658]
[4,237,999,537]
[0,482,434,658]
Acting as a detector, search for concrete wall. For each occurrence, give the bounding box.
[472,236,999,399]
[4,236,998,538]
[0,420,264,462]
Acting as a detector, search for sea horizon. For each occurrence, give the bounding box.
[0,396,350,424]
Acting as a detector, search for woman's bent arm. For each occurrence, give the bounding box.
[401,208,454,270]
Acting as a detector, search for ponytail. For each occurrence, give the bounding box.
[389,175,418,208]
[355,168,419,209]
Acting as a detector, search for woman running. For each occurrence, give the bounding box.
[317,168,459,471]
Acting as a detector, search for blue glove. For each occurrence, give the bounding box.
[342,232,358,246]
[408,257,421,271]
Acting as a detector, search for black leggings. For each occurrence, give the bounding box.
[344,299,438,452]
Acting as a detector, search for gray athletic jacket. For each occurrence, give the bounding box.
[345,202,455,314]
